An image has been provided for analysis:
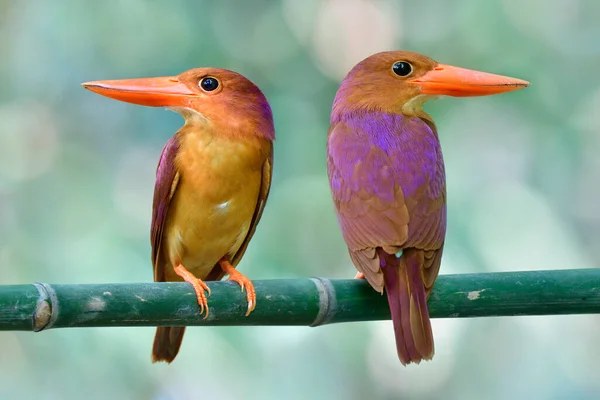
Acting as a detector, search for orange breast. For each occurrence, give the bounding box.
[162,126,267,281]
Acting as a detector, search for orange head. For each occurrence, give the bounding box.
[83,68,275,140]
[331,51,530,123]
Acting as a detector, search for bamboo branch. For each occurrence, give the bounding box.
[1,269,599,332]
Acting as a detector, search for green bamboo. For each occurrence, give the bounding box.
[1,268,599,332]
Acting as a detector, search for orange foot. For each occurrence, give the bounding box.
[219,260,256,316]
[174,263,211,319]
[354,272,365,279]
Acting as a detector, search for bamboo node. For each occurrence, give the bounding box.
[310,278,337,327]
[32,283,57,332]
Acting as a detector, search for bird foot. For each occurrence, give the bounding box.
[174,263,211,319]
[354,272,365,280]
[219,260,256,316]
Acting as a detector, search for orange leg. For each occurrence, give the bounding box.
[219,259,256,316]
[174,263,211,319]
[354,272,365,279]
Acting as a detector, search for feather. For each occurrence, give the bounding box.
[380,248,436,365]
[149,136,184,362]
[205,142,273,281]
[151,136,180,282]
[327,112,446,363]
[327,113,446,292]
[151,327,185,364]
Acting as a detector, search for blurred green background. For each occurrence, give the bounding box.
[1,0,599,399]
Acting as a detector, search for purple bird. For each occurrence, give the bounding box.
[326,51,529,365]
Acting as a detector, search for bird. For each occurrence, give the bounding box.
[326,51,529,365]
[82,68,275,363]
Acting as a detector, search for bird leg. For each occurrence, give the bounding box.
[174,263,211,319]
[354,272,365,279]
[219,259,256,316]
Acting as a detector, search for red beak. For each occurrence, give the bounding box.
[82,76,197,107]
[409,64,530,97]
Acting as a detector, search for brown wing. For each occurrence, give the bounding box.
[206,141,273,281]
[327,118,446,292]
[421,243,444,297]
[151,136,180,282]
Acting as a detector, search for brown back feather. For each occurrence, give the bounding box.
[151,135,180,282]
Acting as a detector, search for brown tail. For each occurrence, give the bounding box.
[380,248,434,365]
[151,327,186,363]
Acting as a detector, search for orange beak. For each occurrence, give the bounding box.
[408,64,530,97]
[81,76,197,107]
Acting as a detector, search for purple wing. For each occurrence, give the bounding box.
[151,136,180,282]
[326,113,446,292]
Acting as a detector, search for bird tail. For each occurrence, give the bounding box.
[151,327,186,363]
[380,248,434,365]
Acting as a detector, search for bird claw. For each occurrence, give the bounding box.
[246,299,254,317]
[194,279,211,319]
[220,261,256,316]
[173,263,211,319]
[228,274,256,316]
[354,272,366,280]
[193,293,210,319]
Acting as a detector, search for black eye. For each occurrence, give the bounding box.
[392,61,413,77]
[199,77,219,91]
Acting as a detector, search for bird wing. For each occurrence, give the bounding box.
[151,136,180,282]
[327,119,446,292]
[205,141,273,281]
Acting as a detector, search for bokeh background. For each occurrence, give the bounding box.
[1,0,599,399]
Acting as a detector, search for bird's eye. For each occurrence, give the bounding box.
[199,77,219,92]
[392,61,413,77]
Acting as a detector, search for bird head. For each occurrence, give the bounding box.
[83,68,275,140]
[331,51,529,123]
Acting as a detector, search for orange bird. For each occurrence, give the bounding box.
[83,68,274,363]
[327,51,528,365]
